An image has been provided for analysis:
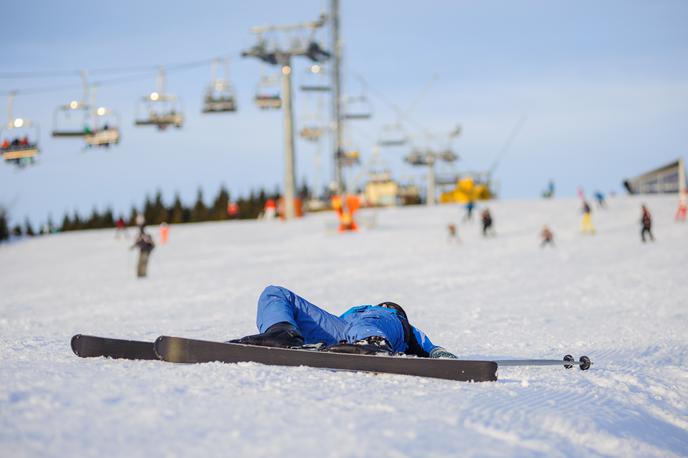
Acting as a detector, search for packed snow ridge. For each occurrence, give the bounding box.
[1,195,686,457]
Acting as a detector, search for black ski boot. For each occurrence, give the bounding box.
[230,322,304,348]
[324,336,394,355]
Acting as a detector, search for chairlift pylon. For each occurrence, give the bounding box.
[134,68,184,130]
[2,93,40,168]
[202,59,238,113]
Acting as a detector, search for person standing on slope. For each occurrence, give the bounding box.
[131,228,155,278]
[640,204,655,243]
[580,200,595,234]
[481,208,494,237]
[232,285,458,359]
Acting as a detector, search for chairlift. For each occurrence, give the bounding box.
[202,59,238,113]
[134,68,184,130]
[405,149,432,166]
[436,149,458,162]
[299,125,324,142]
[52,99,91,137]
[337,149,360,167]
[254,74,281,110]
[2,94,40,167]
[300,64,331,92]
[85,106,121,148]
[343,95,372,120]
[377,123,408,147]
[52,71,91,138]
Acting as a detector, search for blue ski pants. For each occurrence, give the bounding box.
[256,285,407,351]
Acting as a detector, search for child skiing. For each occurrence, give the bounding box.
[640,204,655,243]
[232,285,458,358]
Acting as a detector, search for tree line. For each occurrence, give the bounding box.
[0,184,304,242]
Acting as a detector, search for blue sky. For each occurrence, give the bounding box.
[1,0,687,225]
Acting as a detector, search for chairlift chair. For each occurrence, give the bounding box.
[254,74,282,110]
[1,117,40,167]
[300,64,331,92]
[378,123,408,147]
[299,125,324,142]
[85,107,121,147]
[343,95,372,120]
[404,149,431,166]
[203,80,238,113]
[202,59,238,113]
[52,100,91,137]
[134,92,184,130]
[134,68,184,130]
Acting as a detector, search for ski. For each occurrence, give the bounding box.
[153,336,498,382]
[70,334,158,360]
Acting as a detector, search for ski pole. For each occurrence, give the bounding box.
[494,355,592,370]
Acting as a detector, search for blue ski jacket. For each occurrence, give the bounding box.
[255,285,439,356]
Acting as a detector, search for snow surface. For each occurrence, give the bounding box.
[1,195,687,457]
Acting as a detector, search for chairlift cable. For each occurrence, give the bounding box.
[487,115,527,177]
[0,54,238,95]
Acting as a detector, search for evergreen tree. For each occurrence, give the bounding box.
[143,194,155,225]
[0,208,9,241]
[151,190,167,224]
[169,193,185,224]
[72,211,82,231]
[102,208,115,227]
[61,213,73,232]
[88,207,103,229]
[12,224,23,237]
[191,188,207,222]
[24,218,35,236]
[129,206,139,226]
[211,185,230,220]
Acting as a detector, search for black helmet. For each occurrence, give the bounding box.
[377,302,407,321]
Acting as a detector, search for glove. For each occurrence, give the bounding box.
[429,347,458,359]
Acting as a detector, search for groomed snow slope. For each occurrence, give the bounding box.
[1,195,687,457]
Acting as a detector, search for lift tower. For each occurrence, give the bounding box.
[242,15,330,220]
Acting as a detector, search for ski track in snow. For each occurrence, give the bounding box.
[1,195,687,457]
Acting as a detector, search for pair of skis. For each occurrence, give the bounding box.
[71,334,592,383]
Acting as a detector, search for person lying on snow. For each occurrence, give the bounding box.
[232,285,457,358]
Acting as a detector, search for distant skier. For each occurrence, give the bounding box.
[676,191,687,222]
[134,213,146,234]
[640,204,654,243]
[131,229,155,278]
[115,217,127,238]
[540,225,554,247]
[463,200,475,222]
[159,222,169,245]
[481,208,494,237]
[232,285,458,358]
[594,191,607,209]
[580,200,595,234]
[447,223,458,243]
